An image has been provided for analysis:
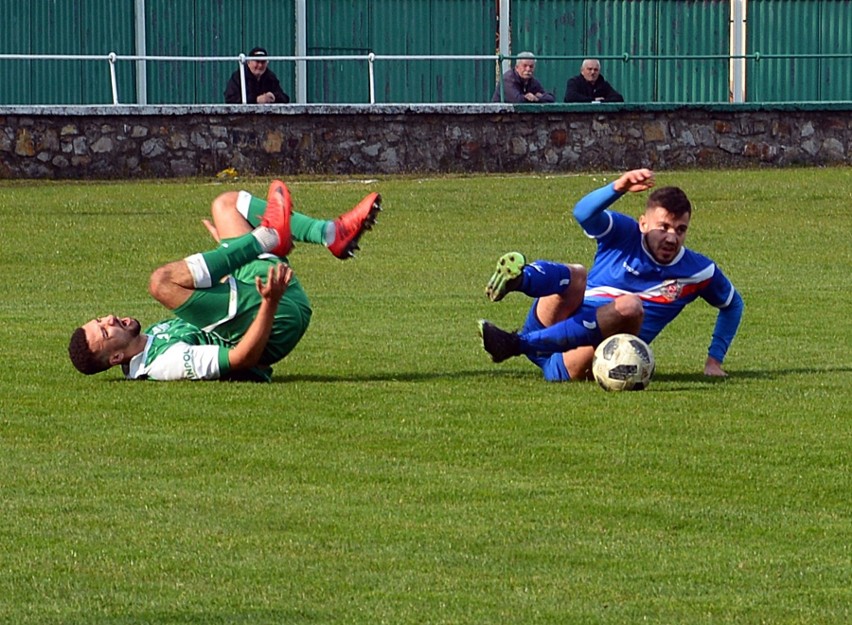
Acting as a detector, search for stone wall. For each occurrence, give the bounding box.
[1,103,850,179]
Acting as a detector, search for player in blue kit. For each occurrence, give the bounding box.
[68,180,381,381]
[479,168,744,381]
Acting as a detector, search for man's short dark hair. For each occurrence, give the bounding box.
[647,186,692,217]
[68,327,109,375]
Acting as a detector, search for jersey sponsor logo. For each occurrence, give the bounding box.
[622,260,640,276]
[182,349,197,380]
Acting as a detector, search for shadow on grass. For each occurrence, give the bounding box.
[275,366,850,386]
[655,365,851,383]
[100,366,848,385]
[274,368,530,384]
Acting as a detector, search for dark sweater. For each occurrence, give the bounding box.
[224,67,290,104]
[563,74,623,103]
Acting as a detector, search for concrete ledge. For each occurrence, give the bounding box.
[1,103,850,179]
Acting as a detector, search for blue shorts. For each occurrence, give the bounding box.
[521,298,604,382]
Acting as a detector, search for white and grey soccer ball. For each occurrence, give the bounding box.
[592,333,656,391]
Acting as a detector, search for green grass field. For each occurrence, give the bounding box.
[1,168,850,624]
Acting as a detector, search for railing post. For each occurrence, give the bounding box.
[368,52,376,104]
[238,54,247,104]
[108,52,119,105]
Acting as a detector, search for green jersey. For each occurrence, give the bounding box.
[123,318,234,381]
[123,259,312,381]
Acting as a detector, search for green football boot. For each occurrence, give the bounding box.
[485,252,526,302]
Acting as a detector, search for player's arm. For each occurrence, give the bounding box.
[573,169,655,233]
[705,289,744,377]
[227,263,291,371]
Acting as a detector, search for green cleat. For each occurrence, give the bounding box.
[485,252,526,302]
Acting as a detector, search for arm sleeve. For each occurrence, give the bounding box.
[267,73,290,103]
[564,77,591,102]
[224,72,242,103]
[531,78,555,102]
[708,289,744,363]
[573,182,624,235]
[500,73,525,103]
[273,87,290,104]
[602,80,624,102]
[146,344,226,381]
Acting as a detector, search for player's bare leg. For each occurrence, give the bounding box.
[533,263,587,326]
[205,191,249,241]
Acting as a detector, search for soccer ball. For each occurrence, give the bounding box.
[592,333,655,391]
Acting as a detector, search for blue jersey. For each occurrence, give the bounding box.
[575,182,743,362]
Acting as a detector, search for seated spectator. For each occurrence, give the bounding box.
[563,59,624,103]
[225,46,290,104]
[492,52,555,103]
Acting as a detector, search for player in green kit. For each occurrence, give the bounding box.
[68,180,381,381]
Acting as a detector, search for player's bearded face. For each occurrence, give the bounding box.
[123,317,142,337]
[83,315,142,363]
[640,207,689,264]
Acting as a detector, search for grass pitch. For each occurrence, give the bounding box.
[1,168,850,624]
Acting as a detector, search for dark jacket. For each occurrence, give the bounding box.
[492,69,555,103]
[563,74,624,103]
[224,67,290,104]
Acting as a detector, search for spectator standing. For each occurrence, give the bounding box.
[563,59,624,103]
[225,46,290,104]
[492,52,555,103]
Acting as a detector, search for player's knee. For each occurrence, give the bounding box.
[567,263,587,290]
[210,192,238,221]
[148,266,170,302]
[614,294,644,322]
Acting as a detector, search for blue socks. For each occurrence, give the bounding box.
[520,261,572,298]
[520,316,603,355]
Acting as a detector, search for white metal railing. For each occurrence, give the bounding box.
[0,52,501,106]
[1,51,850,106]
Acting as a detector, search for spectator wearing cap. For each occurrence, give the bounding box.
[224,46,290,104]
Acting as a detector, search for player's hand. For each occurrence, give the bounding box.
[202,219,220,243]
[256,262,291,303]
[704,356,728,377]
[614,169,655,194]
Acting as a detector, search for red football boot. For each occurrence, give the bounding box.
[261,180,293,257]
[328,192,382,260]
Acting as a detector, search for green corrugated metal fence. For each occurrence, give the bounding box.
[747,0,852,102]
[0,0,135,105]
[512,0,730,103]
[305,0,497,103]
[144,0,295,105]
[0,0,848,105]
